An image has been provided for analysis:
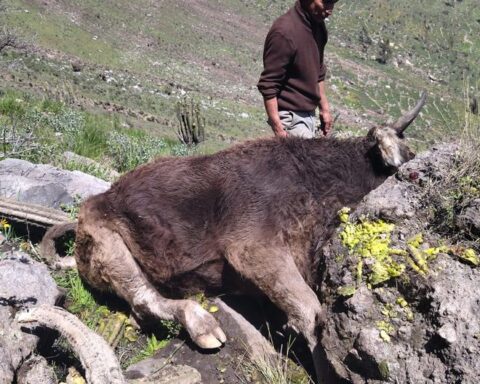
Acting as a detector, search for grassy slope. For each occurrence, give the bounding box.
[1,0,479,153]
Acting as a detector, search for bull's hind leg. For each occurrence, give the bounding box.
[226,244,327,382]
[75,224,226,349]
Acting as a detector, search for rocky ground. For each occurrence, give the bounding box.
[319,144,480,383]
[1,143,479,384]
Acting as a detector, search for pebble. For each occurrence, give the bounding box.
[437,323,457,345]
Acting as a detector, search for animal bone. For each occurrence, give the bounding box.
[16,305,126,384]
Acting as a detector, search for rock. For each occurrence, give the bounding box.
[355,181,417,221]
[345,286,375,316]
[126,357,202,384]
[65,366,86,384]
[71,61,84,73]
[16,355,57,384]
[0,251,63,382]
[62,151,120,181]
[127,298,283,384]
[125,356,168,379]
[456,198,480,236]
[319,143,480,383]
[351,328,394,380]
[214,298,277,361]
[437,323,457,345]
[0,158,110,209]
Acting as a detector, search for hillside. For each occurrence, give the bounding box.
[0,0,479,161]
[1,2,480,383]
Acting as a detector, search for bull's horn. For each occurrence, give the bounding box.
[16,305,126,384]
[391,91,427,134]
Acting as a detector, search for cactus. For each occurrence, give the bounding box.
[175,97,206,146]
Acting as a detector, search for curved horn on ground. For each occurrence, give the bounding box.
[391,91,427,134]
[16,305,126,384]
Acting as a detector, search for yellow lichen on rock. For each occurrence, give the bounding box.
[459,248,479,266]
[338,209,405,286]
[337,209,457,290]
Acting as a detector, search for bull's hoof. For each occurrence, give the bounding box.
[195,328,227,349]
[178,301,227,350]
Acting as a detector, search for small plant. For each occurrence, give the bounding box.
[0,27,18,52]
[170,143,193,157]
[54,269,96,314]
[159,319,182,339]
[0,218,13,240]
[376,38,392,64]
[241,335,312,384]
[107,131,167,172]
[143,334,169,357]
[64,236,76,257]
[128,333,170,365]
[175,97,206,146]
[60,195,82,220]
[61,160,113,182]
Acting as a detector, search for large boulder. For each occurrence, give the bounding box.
[0,251,63,383]
[0,158,110,209]
[319,144,480,383]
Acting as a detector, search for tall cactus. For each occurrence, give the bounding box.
[175,97,206,145]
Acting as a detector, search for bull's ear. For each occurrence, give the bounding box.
[390,91,427,135]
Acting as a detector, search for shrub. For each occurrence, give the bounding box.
[107,131,167,172]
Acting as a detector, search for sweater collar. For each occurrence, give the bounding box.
[294,0,316,30]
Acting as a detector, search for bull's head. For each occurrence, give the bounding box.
[367,91,427,168]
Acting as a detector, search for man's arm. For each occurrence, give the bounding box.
[257,30,294,138]
[318,80,333,136]
[264,97,288,138]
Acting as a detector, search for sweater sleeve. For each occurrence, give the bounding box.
[257,31,295,100]
[318,62,327,82]
[317,20,328,82]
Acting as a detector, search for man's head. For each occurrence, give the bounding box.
[300,0,338,22]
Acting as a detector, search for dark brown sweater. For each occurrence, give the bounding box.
[257,1,328,112]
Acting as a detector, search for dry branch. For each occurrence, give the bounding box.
[0,197,72,228]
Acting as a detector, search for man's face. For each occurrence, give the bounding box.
[304,0,336,21]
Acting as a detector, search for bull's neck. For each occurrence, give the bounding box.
[305,137,392,206]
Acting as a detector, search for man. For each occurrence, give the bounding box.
[257,0,338,138]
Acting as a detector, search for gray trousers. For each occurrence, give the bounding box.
[278,110,316,139]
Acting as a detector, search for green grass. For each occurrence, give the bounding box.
[54,269,97,315]
[0,90,204,172]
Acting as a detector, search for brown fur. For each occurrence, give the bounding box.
[79,136,397,293]
[73,126,418,381]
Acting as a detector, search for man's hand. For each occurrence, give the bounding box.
[271,122,288,138]
[264,97,288,138]
[319,109,333,136]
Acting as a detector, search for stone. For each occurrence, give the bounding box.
[437,323,457,345]
[345,286,375,315]
[456,198,480,236]
[0,158,110,209]
[16,355,57,384]
[126,359,202,384]
[0,251,63,382]
[319,144,480,383]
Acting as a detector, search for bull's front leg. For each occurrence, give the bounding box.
[226,243,328,383]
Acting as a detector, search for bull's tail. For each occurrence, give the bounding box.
[39,222,78,270]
